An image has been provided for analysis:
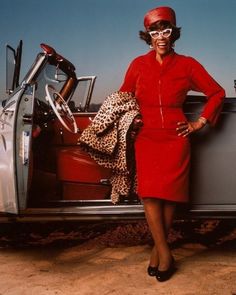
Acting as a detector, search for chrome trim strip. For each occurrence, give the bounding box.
[24,54,46,85]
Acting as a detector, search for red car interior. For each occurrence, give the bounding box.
[30,114,111,204]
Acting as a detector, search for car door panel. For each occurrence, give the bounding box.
[186,97,236,206]
[15,85,35,209]
[0,95,20,213]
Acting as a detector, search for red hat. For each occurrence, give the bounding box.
[144,6,176,29]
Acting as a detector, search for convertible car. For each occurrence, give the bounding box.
[0,41,235,222]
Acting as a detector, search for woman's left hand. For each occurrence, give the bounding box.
[176,119,206,137]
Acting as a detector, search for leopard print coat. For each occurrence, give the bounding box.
[79,91,140,203]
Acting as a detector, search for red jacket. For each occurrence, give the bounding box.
[120,50,225,129]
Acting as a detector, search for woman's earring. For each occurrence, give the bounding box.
[172,43,175,48]
[149,44,153,49]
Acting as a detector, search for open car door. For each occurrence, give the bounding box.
[0,41,34,214]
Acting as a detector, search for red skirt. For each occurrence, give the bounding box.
[135,128,190,203]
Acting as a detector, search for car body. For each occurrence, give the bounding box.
[0,42,235,222]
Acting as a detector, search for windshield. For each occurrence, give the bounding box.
[34,62,75,106]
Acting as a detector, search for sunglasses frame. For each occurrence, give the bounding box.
[148,28,172,39]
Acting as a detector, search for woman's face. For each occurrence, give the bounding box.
[149,28,173,58]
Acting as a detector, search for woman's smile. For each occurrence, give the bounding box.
[152,37,172,60]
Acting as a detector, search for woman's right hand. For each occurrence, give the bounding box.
[130,115,143,139]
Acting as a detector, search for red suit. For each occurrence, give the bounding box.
[120,50,225,202]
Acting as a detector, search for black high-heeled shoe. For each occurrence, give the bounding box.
[147,265,158,276]
[156,258,177,282]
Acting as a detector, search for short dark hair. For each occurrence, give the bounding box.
[139,20,181,46]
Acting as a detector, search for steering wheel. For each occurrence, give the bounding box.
[45,84,78,133]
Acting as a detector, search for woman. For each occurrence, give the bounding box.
[119,6,225,282]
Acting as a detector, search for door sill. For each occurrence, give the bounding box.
[3,203,145,222]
